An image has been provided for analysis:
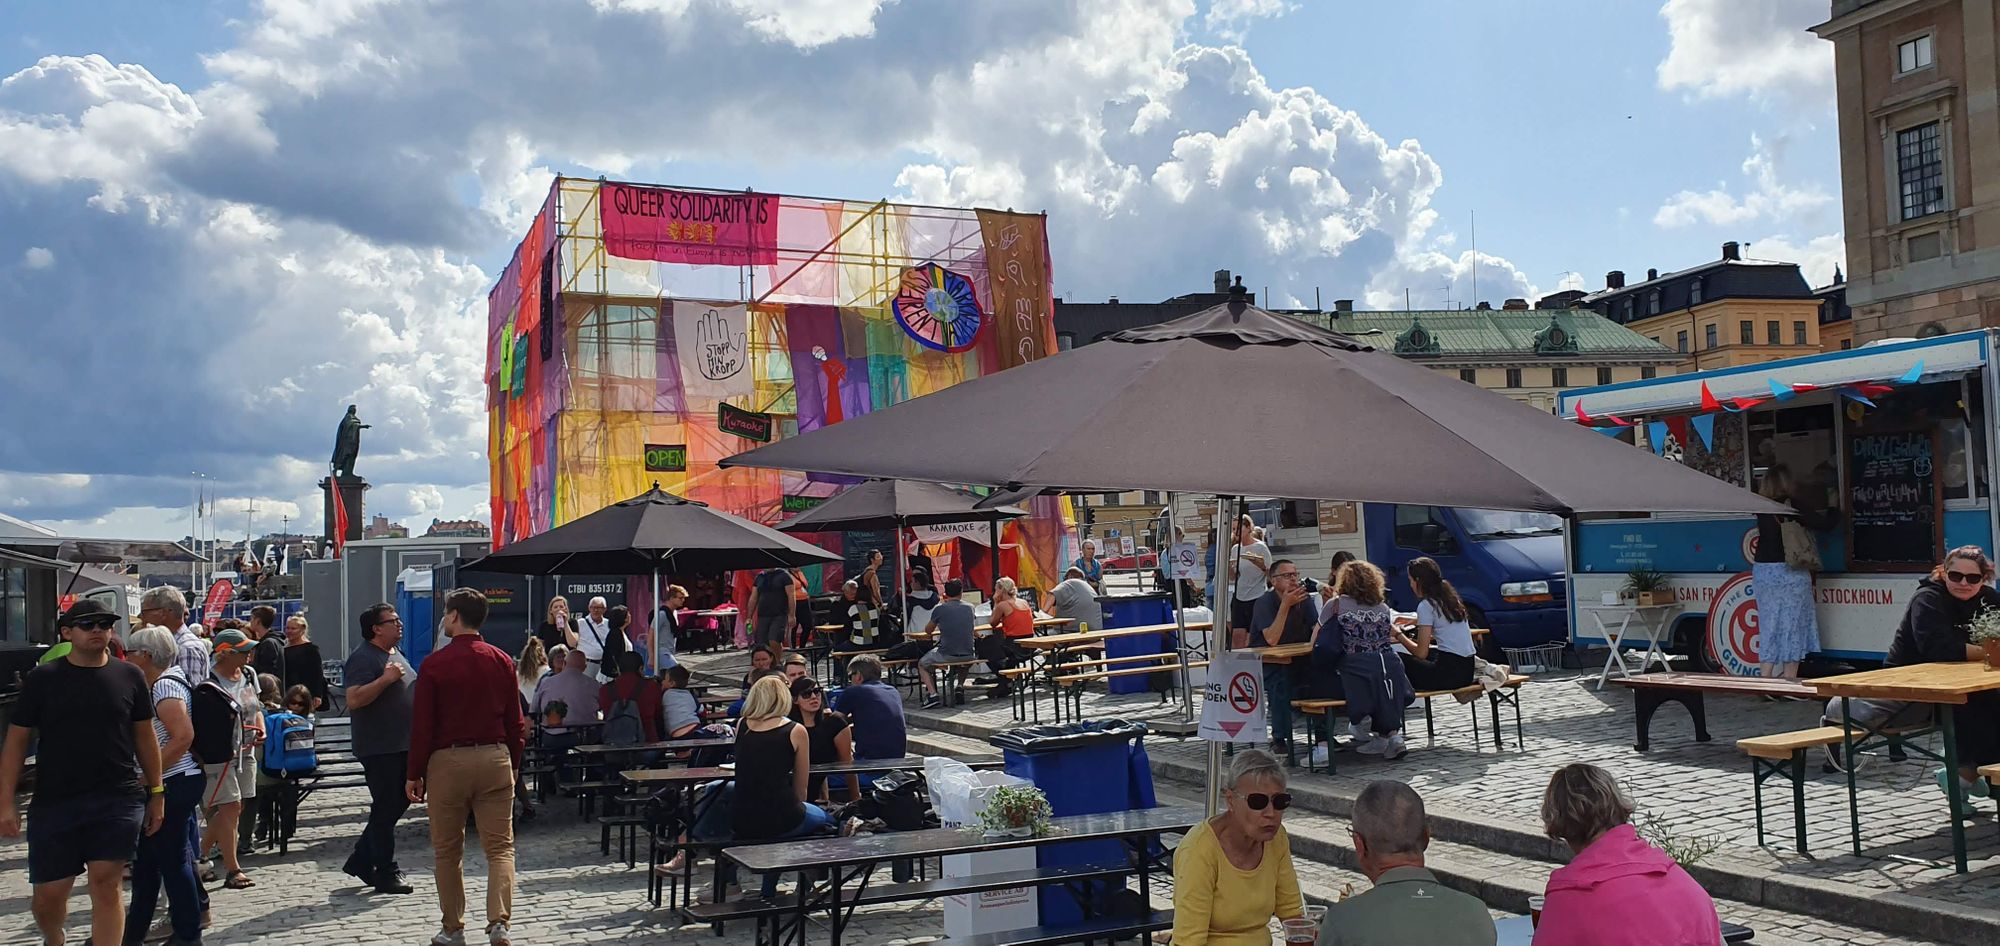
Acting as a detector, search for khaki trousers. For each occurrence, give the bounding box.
[425,744,515,932]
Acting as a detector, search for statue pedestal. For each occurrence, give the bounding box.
[319,475,369,545]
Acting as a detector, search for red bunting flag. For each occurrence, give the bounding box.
[1700,382,1721,413]
[1731,396,1765,411]
[1575,402,1595,425]
[1665,415,1691,448]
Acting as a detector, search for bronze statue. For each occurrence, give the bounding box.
[331,405,370,478]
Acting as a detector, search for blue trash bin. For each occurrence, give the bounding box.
[992,720,1156,925]
[1099,593,1174,694]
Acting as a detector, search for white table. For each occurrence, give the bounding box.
[1581,603,1680,689]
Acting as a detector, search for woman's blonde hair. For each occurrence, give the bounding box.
[516,636,548,679]
[1758,465,1793,502]
[995,576,1017,598]
[1335,560,1387,607]
[286,614,309,639]
[1541,763,1635,847]
[741,674,794,722]
[665,584,689,602]
[547,595,569,622]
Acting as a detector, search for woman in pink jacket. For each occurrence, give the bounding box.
[1535,763,1722,946]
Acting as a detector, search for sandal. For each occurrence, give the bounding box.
[225,870,256,889]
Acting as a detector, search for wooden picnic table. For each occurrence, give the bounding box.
[723,805,1198,946]
[1811,661,2000,874]
[569,736,735,756]
[904,615,1077,641]
[1017,620,1211,651]
[620,754,1004,785]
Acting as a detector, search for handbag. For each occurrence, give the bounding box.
[1780,519,1822,572]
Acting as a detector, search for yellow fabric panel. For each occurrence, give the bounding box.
[836,202,902,309]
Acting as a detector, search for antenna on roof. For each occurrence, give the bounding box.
[1469,210,1479,309]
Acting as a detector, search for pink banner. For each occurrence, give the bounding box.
[600,184,779,266]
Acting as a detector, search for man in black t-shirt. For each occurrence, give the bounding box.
[0,600,165,946]
[746,567,795,649]
[247,604,287,690]
[1249,559,1315,756]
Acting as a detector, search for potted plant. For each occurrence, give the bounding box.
[1624,569,1672,608]
[978,785,1053,839]
[1969,607,2000,671]
[544,699,569,729]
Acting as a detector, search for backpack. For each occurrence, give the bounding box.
[604,682,645,746]
[188,678,242,766]
[260,711,318,774]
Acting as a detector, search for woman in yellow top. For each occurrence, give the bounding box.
[1172,748,1303,945]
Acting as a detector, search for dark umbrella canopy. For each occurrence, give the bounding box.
[461,485,839,575]
[777,479,1027,532]
[723,297,1785,516]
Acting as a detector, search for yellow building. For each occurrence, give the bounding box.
[1584,242,1831,371]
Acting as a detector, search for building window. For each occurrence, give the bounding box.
[1841,339,1853,350]
[1909,231,1944,262]
[1622,300,1633,321]
[1641,366,1657,380]
[1690,278,1704,305]
[1597,367,1613,385]
[1898,121,1945,221]
[1898,34,1934,74]
[1676,331,1688,353]
[1459,368,1477,384]
[1647,291,1660,316]
[1504,368,1523,388]
[1552,367,1569,387]
[1142,490,1164,505]
[1056,332,1076,351]
[1793,320,1807,345]
[1766,320,1780,344]
[1704,324,1718,349]
[1739,321,1753,344]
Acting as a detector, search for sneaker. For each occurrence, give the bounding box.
[143,920,174,943]
[1936,767,1992,800]
[1383,732,1408,760]
[487,922,511,946]
[921,697,943,709]
[1308,743,1330,767]
[1355,735,1386,756]
[372,869,414,895]
[430,929,467,946]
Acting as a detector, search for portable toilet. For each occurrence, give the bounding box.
[396,566,436,668]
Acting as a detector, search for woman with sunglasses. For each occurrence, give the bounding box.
[1171,749,1302,945]
[1840,546,2000,810]
[787,676,858,802]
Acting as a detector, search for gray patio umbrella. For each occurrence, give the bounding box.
[778,479,1027,608]
[462,484,838,668]
[722,290,1785,807]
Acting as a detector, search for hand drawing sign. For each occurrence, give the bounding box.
[672,301,753,401]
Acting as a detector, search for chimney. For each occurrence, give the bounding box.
[1646,268,1659,281]
[1722,241,1741,261]
[1108,296,1119,305]
[1606,270,1625,290]
[1214,269,1232,293]
[1334,299,1354,312]
[1503,298,1529,310]
[1476,301,1492,310]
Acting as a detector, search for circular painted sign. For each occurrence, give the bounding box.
[1740,527,1760,566]
[1227,672,1260,713]
[1705,571,1760,676]
[891,263,985,353]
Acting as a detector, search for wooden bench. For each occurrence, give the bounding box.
[1611,672,1820,751]
[1289,675,1529,773]
[935,911,1174,946]
[1739,726,1847,855]
[682,861,1135,930]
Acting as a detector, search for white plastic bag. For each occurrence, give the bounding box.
[926,756,1031,828]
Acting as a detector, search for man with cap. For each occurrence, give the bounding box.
[0,600,165,946]
[199,628,264,891]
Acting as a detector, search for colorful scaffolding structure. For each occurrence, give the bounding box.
[486,176,1071,590]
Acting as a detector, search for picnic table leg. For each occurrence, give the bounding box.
[1942,705,1969,874]
[1791,749,1810,856]
[1488,690,1505,750]
[1842,697,1861,857]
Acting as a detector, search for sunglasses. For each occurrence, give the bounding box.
[1947,570,1986,585]
[799,689,823,698]
[70,618,118,631]
[1240,791,1292,811]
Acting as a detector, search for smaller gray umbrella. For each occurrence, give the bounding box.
[778,478,1027,611]
[462,484,838,668]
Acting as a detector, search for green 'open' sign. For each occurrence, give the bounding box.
[644,444,688,472]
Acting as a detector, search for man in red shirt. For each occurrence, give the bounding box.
[406,588,524,946]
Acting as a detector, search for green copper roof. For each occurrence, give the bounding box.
[1293,308,1672,357]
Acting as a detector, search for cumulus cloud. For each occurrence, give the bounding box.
[1654,134,1833,229]
[1,0,1548,535]
[1204,0,1295,40]
[1742,232,1846,288]
[21,247,53,269]
[1657,0,1833,108]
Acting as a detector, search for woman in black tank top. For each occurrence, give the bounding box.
[730,675,833,898]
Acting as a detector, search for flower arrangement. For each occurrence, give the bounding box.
[977,785,1053,838]
[1968,607,2000,670]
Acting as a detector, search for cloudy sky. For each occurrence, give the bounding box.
[0,0,1840,541]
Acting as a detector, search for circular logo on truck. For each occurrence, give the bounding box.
[1706,571,1760,676]
[1740,527,1760,566]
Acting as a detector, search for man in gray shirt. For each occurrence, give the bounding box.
[1320,781,1493,946]
[342,603,416,895]
[918,580,978,709]
[1049,566,1103,630]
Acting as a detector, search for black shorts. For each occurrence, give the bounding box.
[27,792,144,884]
[1229,597,1258,632]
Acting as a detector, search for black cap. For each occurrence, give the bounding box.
[58,599,118,627]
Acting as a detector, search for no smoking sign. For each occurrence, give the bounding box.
[1199,652,1266,742]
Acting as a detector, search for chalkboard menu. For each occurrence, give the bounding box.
[1848,430,1938,566]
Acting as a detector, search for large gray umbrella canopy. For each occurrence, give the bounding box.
[777,479,1027,532]
[723,298,1785,517]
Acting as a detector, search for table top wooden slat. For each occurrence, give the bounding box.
[1611,672,1818,696]
[569,736,735,754]
[620,754,1004,785]
[1810,661,2000,703]
[724,805,1203,873]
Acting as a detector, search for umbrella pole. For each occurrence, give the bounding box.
[989,516,1000,597]
[651,566,662,672]
[1169,492,1194,723]
[896,516,908,631]
[1204,495,1240,817]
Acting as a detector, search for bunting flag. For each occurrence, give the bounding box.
[1574,402,1595,425]
[1605,413,1636,427]
[1700,382,1722,413]
[1769,379,1796,401]
[1594,425,1626,438]
[1646,421,1670,455]
[1853,382,1895,398]
[1691,414,1716,451]
[1729,396,1765,412]
[1666,415,1691,449]
[1839,388,1877,408]
[1899,359,1925,384]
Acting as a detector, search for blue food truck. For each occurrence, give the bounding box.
[1556,330,1998,671]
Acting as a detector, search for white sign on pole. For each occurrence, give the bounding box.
[1120,535,1136,556]
[1197,649,1266,743]
[1165,542,1204,581]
